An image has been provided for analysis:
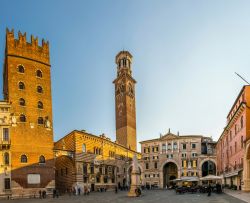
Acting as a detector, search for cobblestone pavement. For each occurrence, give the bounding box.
[1,190,247,203]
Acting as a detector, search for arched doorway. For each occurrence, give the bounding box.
[201,161,216,177]
[243,142,250,191]
[246,144,250,178]
[163,162,178,187]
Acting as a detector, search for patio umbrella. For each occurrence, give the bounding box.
[172,178,182,182]
[200,175,222,181]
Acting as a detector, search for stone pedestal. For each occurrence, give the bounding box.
[128,154,141,197]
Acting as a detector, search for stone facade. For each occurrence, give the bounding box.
[140,131,216,188]
[3,29,55,197]
[216,85,250,191]
[113,51,137,151]
[54,130,141,193]
[0,101,12,198]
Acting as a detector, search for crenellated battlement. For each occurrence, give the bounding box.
[6,28,50,65]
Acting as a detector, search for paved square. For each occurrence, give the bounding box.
[1,190,246,203]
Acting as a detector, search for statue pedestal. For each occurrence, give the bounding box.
[128,171,141,197]
[128,154,141,197]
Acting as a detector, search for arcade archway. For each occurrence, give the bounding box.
[201,160,216,177]
[163,162,178,187]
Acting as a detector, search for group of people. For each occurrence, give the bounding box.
[207,183,222,196]
[38,190,47,199]
[67,186,91,196]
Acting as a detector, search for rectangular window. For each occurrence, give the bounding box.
[192,143,196,149]
[90,165,94,174]
[146,163,149,169]
[182,143,186,150]
[162,144,166,153]
[83,164,88,175]
[154,162,157,169]
[3,128,9,141]
[4,178,10,189]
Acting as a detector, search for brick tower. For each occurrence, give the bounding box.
[113,51,137,151]
[3,29,54,195]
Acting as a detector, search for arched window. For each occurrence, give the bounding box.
[4,152,9,165]
[21,154,27,163]
[18,65,24,73]
[241,116,244,128]
[19,98,25,106]
[38,117,44,125]
[235,124,237,135]
[37,86,43,93]
[38,101,43,109]
[36,70,42,78]
[20,114,26,122]
[19,82,25,90]
[39,155,45,164]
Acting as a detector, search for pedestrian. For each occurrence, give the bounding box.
[207,184,211,196]
[39,190,42,199]
[56,189,59,198]
[53,189,56,198]
[115,186,118,194]
[78,187,81,195]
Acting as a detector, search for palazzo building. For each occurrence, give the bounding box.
[2,29,55,197]
[0,101,12,198]
[216,85,250,191]
[140,130,216,188]
[54,130,141,192]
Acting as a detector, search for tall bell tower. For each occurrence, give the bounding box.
[113,51,137,151]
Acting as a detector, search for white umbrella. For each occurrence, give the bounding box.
[172,178,182,182]
[200,175,222,181]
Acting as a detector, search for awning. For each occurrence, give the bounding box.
[224,171,239,178]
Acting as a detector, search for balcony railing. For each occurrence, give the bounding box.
[0,140,10,145]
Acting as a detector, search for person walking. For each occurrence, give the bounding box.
[207,184,211,196]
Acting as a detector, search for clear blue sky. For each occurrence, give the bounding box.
[1,1,250,150]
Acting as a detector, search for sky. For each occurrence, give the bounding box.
[1,1,250,151]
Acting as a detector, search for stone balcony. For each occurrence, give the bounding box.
[0,139,11,150]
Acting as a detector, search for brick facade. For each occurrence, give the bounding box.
[3,29,55,197]
[113,51,137,151]
[54,130,141,193]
